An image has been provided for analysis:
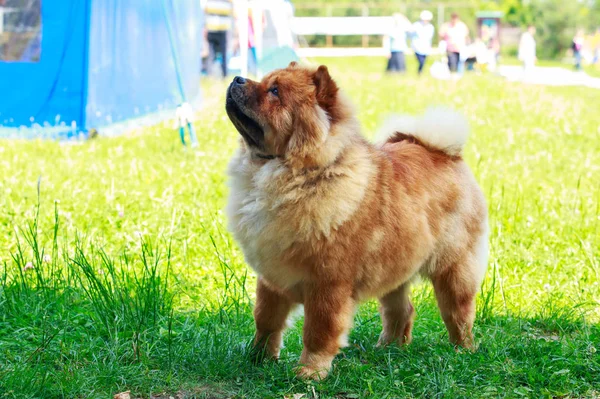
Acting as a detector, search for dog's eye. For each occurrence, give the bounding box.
[269,87,279,97]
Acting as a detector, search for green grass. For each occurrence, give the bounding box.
[1,57,599,398]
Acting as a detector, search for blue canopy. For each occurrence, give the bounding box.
[0,0,203,139]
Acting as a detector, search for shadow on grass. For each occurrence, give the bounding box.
[0,208,598,398]
[1,275,598,398]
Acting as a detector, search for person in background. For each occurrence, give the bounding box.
[487,36,500,72]
[201,27,211,75]
[246,9,258,76]
[593,28,600,65]
[231,7,263,76]
[474,24,499,73]
[411,10,435,75]
[440,13,470,74]
[204,0,233,78]
[385,13,411,73]
[518,25,537,75]
[473,38,489,72]
[572,29,585,71]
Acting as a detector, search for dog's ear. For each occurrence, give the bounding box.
[312,65,340,122]
[288,61,298,68]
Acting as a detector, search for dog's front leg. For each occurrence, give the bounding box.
[252,278,294,362]
[297,283,354,380]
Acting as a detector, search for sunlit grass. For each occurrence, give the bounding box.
[0,57,599,398]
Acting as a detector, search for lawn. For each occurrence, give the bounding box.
[1,57,599,399]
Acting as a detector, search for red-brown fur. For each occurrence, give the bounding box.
[226,63,488,380]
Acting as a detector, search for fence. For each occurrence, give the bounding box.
[292,2,482,52]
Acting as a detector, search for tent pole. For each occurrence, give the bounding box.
[161,0,198,147]
[80,0,92,136]
[252,1,263,79]
[237,0,249,77]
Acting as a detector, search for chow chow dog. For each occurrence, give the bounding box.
[225,62,488,380]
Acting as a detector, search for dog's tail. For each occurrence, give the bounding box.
[375,107,469,157]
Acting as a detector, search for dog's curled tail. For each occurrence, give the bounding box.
[375,107,469,157]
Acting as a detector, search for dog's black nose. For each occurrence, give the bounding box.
[233,76,246,85]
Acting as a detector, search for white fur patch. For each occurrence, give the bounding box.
[473,219,490,286]
[366,228,385,253]
[314,105,331,142]
[375,107,469,156]
[338,331,349,348]
[337,305,356,348]
[286,305,304,329]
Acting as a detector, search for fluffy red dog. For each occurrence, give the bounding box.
[225,63,488,380]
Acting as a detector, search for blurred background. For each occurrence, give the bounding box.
[1,0,599,141]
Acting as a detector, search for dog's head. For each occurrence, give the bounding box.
[225,62,355,168]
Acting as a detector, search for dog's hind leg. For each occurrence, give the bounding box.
[376,282,415,346]
[431,261,479,348]
[430,225,488,349]
[252,278,294,361]
[431,264,476,348]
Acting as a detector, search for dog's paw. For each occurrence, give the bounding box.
[454,340,479,353]
[451,333,478,352]
[295,365,329,381]
[248,345,279,365]
[376,334,391,348]
[376,332,412,347]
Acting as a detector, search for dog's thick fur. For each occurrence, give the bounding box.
[225,63,488,380]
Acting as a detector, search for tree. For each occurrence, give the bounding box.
[528,0,580,59]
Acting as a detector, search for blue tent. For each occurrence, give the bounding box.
[0,0,203,139]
